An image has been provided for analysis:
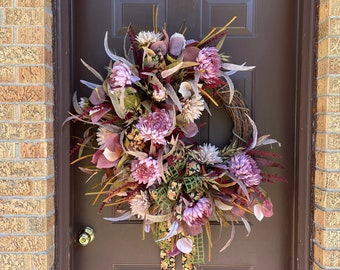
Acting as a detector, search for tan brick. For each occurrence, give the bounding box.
[17,0,48,7]
[318,38,328,59]
[18,66,53,83]
[0,46,45,64]
[315,170,340,189]
[0,103,15,120]
[315,151,340,170]
[34,178,55,196]
[317,96,340,113]
[0,27,13,44]
[312,262,322,270]
[4,8,46,26]
[0,254,31,270]
[0,66,15,82]
[0,122,51,140]
[28,214,54,234]
[0,235,51,252]
[316,133,340,150]
[317,76,340,95]
[319,0,329,22]
[330,0,340,16]
[315,187,340,209]
[314,244,340,267]
[19,141,53,158]
[319,18,330,40]
[18,104,53,121]
[316,114,340,132]
[0,196,54,215]
[315,225,340,249]
[17,26,51,45]
[0,142,15,159]
[318,57,340,76]
[0,179,34,196]
[0,160,54,178]
[315,208,340,228]
[33,248,55,270]
[0,0,13,7]
[0,217,27,233]
[0,86,51,102]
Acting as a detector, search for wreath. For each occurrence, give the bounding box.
[68,13,284,270]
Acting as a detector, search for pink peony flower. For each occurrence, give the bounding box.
[108,61,139,89]
[194,47,221,84]
[183,197,212,227]
[228,153,262,187]
[136,109,172,145]
[131,157,161,188]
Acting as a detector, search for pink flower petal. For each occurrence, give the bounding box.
[89,87,106,105]
[262,200,274,217]
[176,237,193,254]
[90,107,111,123]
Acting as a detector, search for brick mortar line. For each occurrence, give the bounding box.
[314,222,340,231]
[0,119,54,123]
[0,102,55,106]
[315,166,340,173]
[2,210,56,219]
[316,93,340,97]
[313,257,340,270]
[315,205,340,212]
[317,74,340,80]
[318,15,340,25]
[0,82,54,86]
[315,204,340,212]
[318,35,340,45]
[315,185,340,192]
[0,193,55,200]
[315,131,340,135]
[0,231,55,238]
[313,239,340,252]
[0,245,56,255]
[317,55,340,62]
[0,172,55,178]
[0,138,54,143]
[315,148,340,153]
[0,44,52,49]
[315,112,340,116]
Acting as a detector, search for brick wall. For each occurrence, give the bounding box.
[314,0,340,269]
[0,0,54,269]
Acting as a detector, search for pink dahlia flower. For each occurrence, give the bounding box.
[183,197,212,227]
[108,61,139,89]
[131,157,161,188]
[228,153,262,187]
[136,109,172,145]
[194,47,221,84]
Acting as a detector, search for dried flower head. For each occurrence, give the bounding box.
[131,157,161,188]
[108,61,139,89]
[197,143,223,165]
[195,47,221,84]
[228,153,262,186]
[183,197,212,227]
[136,31,162,47]
[181,95,205,123]
[130,191,150,218]
[136,109,172,145]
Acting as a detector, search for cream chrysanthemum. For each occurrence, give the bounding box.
[181,95,205,123]
[136,31,162,47]
[197,143,223,165]
[129,191,150,219]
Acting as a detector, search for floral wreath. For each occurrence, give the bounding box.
[68,13,285,270]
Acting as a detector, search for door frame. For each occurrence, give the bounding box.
[53,1,316,269]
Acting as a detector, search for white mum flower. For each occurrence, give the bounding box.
[136,31,162,46]
[197,143,223,165]
[129,191,150,219]
[181,94,205,123]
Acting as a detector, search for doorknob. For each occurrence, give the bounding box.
[78,226,95,246]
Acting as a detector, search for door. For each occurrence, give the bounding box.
[70,0,297,269]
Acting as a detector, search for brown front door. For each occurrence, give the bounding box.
[70,0,298,269]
